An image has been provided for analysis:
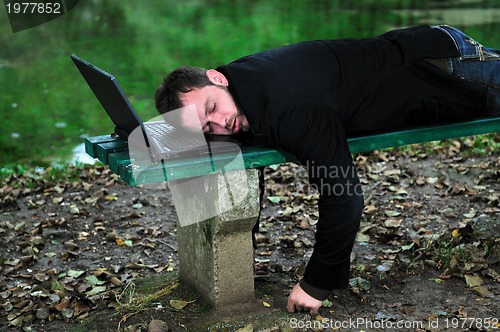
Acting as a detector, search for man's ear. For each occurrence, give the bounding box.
[206,69,229,87]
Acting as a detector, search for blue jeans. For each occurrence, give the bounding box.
[432,25,500,115]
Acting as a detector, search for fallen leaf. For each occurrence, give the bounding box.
[267,196,282,204]
[4,258,20,266]
[301,238,313,247]
[363,205,378,215]
[77,283,90,293]
[395,189,409,196]
[450,183,465,195]
[483,268,500,282]
[125,262,146,270]
[281,207,294,218]
[355,232,370,243]
[322,299,333,308]
[426,177,439,184]
[60,308,73,319]
[471,285,494,298]
[85,286,106,296]
[53,185,65,194]
[148,319,169,332]
[85,275,105,286]
[415,176,426,185]
[104,195,117,201]
[64,241,78,250]
[384,210,401,217]
[67,270,85,278]
[463,210,477,219]
[456,306,468,317]
[75,231,88,242]
[262,301,271,308]
[0,290,12,299]
[464,274,483,287]
[84,197,99,204]
[401,304,416,314]
[52,197,64,204]
[54,297,70,311]
[109,276,124,287]
[401,243,415,251]
[384,169,401,177]
[14,221,26,231]
[7,315,24,327]
[384,218,402,228]
[51,280,65,292]
[374,311,396,321]
[431,309,448,317]
[349,277,371,291]
[169,299,195,310]
[69,205,80,214]
[376,262,392,272]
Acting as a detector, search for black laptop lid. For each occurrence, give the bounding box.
[71,54,143,137]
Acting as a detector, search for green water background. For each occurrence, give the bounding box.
[1,0,499,166]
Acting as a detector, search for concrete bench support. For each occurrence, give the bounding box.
[168,169,260,309]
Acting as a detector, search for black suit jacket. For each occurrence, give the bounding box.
[217,25,487,299]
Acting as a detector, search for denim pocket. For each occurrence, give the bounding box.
[432,25,500,89]
[433,25,500,61]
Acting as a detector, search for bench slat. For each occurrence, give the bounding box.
[96,140,129,164]
[348,117,500,153]
[84,134,120,158]
[108,151,131,174]
[85,117,500,185]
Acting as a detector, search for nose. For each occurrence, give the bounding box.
[211,114,228,129]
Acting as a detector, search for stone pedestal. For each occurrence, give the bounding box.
[168,169,260,309]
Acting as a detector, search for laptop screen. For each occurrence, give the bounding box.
[71,54,143,137]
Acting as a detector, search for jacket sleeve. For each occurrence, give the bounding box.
[273,103,364,300]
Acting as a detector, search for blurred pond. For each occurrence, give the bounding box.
[0,0,499,165]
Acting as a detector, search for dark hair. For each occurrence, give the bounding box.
[155,66,214,114]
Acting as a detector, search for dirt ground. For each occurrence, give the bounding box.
[1,138,499,332]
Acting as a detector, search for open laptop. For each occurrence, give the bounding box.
[70,54,241,161]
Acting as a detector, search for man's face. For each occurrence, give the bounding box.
[179,70,250,135]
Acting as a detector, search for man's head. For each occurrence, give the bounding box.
[155,67,250,135]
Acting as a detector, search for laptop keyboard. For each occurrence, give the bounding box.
[146,122,205,150]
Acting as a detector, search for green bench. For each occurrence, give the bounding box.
[85,117,500,309]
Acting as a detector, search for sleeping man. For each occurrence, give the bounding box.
[154,25,499,314]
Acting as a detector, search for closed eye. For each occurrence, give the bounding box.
[204,103,216,133]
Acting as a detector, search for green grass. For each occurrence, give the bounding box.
[113,275,181,322]
[0,162,102,189]
[390,133,500,157]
